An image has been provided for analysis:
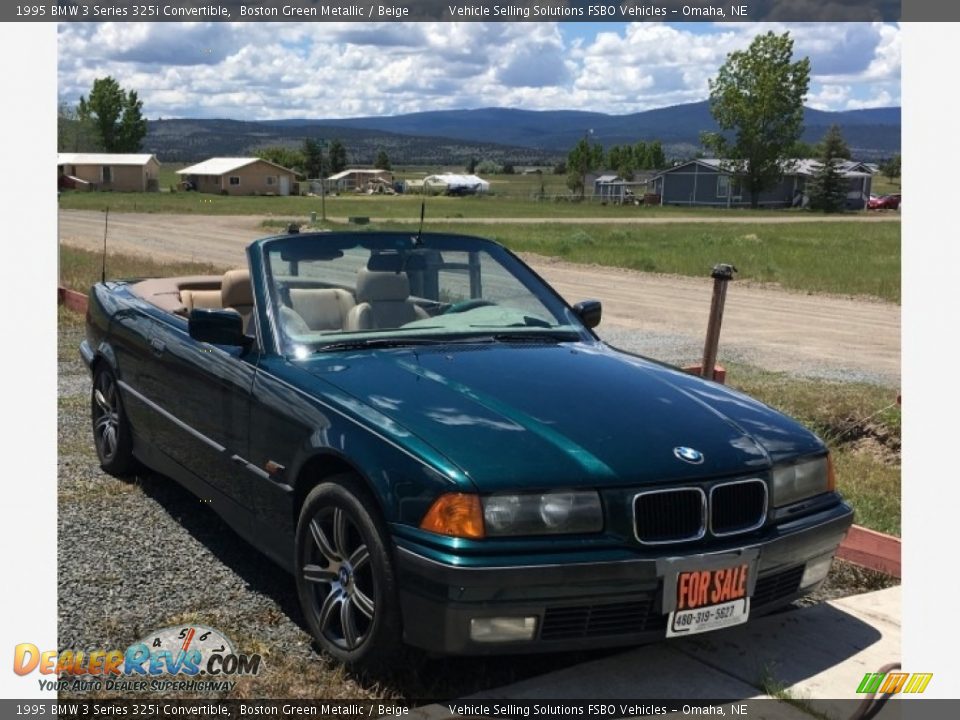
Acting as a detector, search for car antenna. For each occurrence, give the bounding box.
[413,194,426,246]
[100,207,109,283]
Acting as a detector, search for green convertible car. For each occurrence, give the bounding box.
[81,231,853,667]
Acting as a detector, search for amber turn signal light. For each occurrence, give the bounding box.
[826,454,836,492]
[420,493,485,539]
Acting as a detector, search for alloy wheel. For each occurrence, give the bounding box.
[93,372,121,464]
[301,507,376,651]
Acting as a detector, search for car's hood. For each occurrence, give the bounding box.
[296,342,825,492]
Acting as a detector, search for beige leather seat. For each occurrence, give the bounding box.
[289,288,356,332]
[221,269,254,332]
[344,269,429,331]
[180,289,222,311]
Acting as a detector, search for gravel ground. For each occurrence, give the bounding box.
[57,312,897,700]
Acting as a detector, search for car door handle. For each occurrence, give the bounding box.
[149,338,166,357]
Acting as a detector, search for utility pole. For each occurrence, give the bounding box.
[318,139,328,223]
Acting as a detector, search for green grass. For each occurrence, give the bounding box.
[60,188,826,219]
[59,244,230,292]
[871,175,901,196]
[369,219,900,302]
[727,363,900,536]
[260,217,901,302]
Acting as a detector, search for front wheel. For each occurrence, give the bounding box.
[294,476,402,669]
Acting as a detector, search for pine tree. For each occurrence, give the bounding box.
[807,125,850,213]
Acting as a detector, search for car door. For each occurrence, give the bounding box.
[141,314,258,508]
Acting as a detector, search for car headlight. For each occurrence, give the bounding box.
[482,491,603,536]
[771,455,835,507]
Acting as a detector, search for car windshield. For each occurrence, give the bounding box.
[261,232,589,356]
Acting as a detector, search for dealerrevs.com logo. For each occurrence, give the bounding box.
[14,625,262,693]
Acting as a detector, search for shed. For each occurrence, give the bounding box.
[57,153,161,192]
[177,157,298,196]
[327,169,394,192]
[593,173,626,202]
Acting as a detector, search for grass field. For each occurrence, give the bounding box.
[259,217,900,302]
[60,187,829,219]
[59,244,228,291]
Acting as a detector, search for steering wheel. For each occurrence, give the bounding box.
[442,299,496,314]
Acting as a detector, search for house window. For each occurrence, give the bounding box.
[102,166,112,183]
[229,176,241,186]
[266,176,275,185]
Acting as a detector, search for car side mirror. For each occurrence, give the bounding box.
[572,300,602,329]
[188,309,250,347]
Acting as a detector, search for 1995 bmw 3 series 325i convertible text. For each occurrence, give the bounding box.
[81,231,853,668]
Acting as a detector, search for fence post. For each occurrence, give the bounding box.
[701,263,737,381]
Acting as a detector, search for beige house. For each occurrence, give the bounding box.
[177,157,298,196]
[57,153,161,192]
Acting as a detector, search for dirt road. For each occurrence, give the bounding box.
[58,210,900,385]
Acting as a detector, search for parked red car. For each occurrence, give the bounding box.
[868,193,901,210]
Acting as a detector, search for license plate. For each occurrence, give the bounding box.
[666,564,751,637]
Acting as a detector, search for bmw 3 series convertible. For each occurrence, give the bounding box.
[81,231,853,667]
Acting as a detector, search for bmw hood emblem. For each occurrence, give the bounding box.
[673,446,704,464]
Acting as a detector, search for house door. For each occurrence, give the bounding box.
[279,175,290,196]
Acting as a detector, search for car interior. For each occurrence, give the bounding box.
[129,266,434,337]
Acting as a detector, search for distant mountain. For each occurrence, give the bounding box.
[142,119,553,166]
[144,101,901,165]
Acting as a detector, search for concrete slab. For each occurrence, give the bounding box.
[673,587,900,719]
[409,588,900,720]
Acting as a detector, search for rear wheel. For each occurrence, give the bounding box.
[91,366,136,476]
[294,476,402,669]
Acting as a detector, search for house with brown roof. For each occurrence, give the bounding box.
[177,157,299,196]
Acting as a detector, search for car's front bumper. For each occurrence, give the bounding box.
[394,501,853,654]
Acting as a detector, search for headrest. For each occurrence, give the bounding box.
[355,268,410,303]
[221,269,253,308]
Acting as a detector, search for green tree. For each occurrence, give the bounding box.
[257,146,304,173]
[117,90,147,152]
[881,154,901,185]
[58,100,99,152]
[704,31,811,208]
[302,138,324,178]
[807,125,849,213]
[78,77,148,152]
[567,136,603,198]
[814,128,851,160]
[465,156,478,173]
[476,159,502,175]
[374,149,391,171]
[789,140,819,158]
[633,141,649,170]
[552,160,567,175]
[647,140,665,170]
[328,140,348,174]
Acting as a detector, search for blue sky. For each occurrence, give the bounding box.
[57,22,900,120]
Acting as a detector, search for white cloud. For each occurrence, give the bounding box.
[57,21,901,119]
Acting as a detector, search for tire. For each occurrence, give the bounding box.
[294,475,403,670]
[91,365,137,476]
